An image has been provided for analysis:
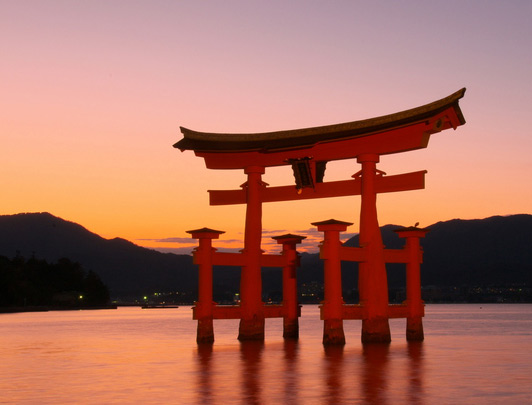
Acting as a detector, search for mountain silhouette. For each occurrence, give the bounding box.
[340,215,532,288]
[0,212,530,301]
[0,213,195,296]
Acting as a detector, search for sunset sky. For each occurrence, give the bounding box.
[2,1,531,254]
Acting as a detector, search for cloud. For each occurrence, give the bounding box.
[138,227,357,255]
[137,237,242,245]
[261,229,290,236]
[153,246,242,255]
[138,237,194,244]
[153,247,196,255]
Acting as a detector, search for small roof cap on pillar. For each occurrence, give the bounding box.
[311,219,353,232]
[271,233,307,244]
[186,227,225,239]
[394,226,430,237]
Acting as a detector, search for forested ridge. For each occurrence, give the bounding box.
[0,212,531,303]
[0,254,110,309]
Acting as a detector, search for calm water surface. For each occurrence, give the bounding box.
[1,304,531,404]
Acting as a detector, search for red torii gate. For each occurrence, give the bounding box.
[175,88,466,344]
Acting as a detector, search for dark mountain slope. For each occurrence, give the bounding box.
[1,213,530,300]
[324,214,532,288]
[422,215,532,286]
[0,213,195,296]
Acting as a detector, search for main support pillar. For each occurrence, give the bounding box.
[187,227,225,344]
[395,227,429,341]
[239,166,266,340]
[356,154,391,343]
[272,234,306,339]
[312,219,353,345]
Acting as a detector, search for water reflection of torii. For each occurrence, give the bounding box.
[175,88,466,344]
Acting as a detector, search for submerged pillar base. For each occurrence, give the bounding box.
[283,318,299,339]
[361,318,391,343]
[196,318,214,344]
[323,319,346,345]
[406,317,424,341]
[238,317,265,341]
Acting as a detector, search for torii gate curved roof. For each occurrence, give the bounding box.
[175,88,466,169]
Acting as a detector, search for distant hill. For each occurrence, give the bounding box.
[0,212,530,302]
[0,213,195,297]
[341,215,532,287]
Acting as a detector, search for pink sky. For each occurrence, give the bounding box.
[2,1,531,254]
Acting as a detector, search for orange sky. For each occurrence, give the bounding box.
[2,1,531,254]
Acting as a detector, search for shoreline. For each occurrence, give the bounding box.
[0,305,118,314]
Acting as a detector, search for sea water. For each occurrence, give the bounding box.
[0,304,531,404]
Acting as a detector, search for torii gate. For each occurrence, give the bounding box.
[175,88,466,344]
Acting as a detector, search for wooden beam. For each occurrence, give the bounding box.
[211,252,247,267]
[205,304,285,319]
[195,121,438,169]
[339,246,366,262]
[209,170,426,206]
[383,249,410,264]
